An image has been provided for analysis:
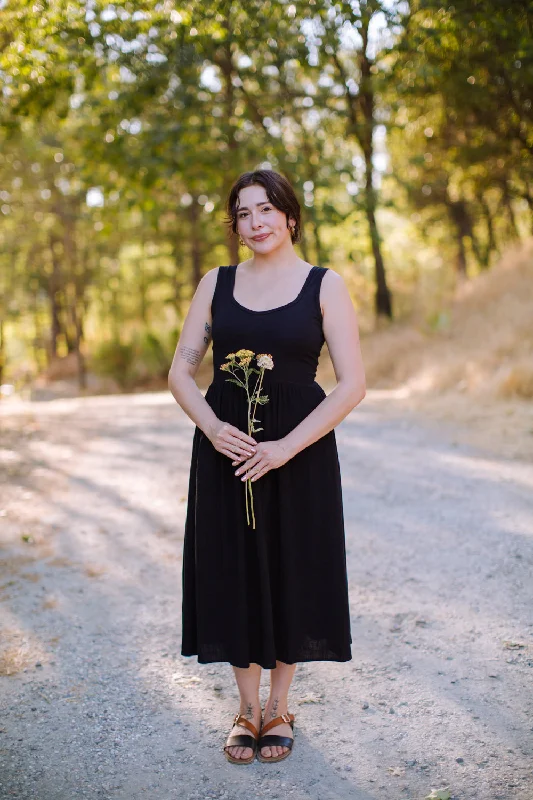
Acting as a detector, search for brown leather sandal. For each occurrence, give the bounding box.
[257,712,295,763]
[223,712,261,765]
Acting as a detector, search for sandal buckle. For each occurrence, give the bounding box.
[280,712,291,723]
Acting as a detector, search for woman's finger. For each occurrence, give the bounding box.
[245,461,269,482]
[226,434,256,456]
[235,454,261,477]
[251,467,269,482]
[220,449,236,460]
[239,458,266,481]
[232,429,257,447]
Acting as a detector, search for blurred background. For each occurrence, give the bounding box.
[0,0,531,439]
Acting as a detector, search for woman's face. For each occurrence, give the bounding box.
[235,183,295,252]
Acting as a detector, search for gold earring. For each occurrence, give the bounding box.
[239,236,245,246]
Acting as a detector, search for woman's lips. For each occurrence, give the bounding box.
[252,233,271,241]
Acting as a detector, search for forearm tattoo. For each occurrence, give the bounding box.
[204,321,211,345]
[179,346,201,365]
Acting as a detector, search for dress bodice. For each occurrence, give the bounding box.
[211,265,328,387]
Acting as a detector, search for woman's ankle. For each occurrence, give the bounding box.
[264,697,289,717]
[238,699,261,718]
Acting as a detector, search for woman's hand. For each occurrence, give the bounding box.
[208,420,257,461]
[233,440,292,483]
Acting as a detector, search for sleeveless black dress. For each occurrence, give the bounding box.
[181,264,352,669]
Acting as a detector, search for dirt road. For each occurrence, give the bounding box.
[0,390,532,800]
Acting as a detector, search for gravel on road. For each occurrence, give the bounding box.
[0,390,532,800]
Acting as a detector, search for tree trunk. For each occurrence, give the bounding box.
[61,199,86,389]
[48,236,63,360]
[362,133,392,316]
[501,180,520,240]
[139,237,148,324]
[0,318,4,386]
[299,223,310,263]
[447,199,471,276]
[521,184,533,235]
[189,199,202,290]
[354,16,392,318]
[477,193,496,268]
[172,240,185,307]
[218,32,240,266]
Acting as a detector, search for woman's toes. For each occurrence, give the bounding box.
[262,746,272,758]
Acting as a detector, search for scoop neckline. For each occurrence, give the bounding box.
[229,264,318,314]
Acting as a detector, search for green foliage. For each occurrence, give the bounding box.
[90,339,136,390]
[0,0,531,386]
[89,329,172,389]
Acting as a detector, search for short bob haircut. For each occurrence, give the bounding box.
[225,169,302,244]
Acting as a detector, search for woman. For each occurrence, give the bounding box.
[168,169,366,764]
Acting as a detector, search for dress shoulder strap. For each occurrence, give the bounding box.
[211,265,233,316]
[305,266,328,319]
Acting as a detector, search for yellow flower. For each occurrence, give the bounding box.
[220,363,230,371]
[225,353,236,360]
[257,353,274,370]
[235,348,254,358]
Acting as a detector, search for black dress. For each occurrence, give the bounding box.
[181,264,352,669]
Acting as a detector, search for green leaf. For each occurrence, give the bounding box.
[225,378,244,388]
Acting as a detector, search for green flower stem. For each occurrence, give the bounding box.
[247,367,266,531]
[251,368,265,429]
[222,356,269,530]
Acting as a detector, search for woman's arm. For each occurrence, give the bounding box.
[168,268,258,461]
[279,268,366,459]
[234,269,366,483]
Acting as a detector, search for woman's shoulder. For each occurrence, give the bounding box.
[200,265,234,285]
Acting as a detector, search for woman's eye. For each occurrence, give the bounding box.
[262,206,272,212]
[238,212,248,219]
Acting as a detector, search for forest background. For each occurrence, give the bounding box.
[0,0,532,453]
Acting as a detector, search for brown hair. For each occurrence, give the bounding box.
[225,169,301,244]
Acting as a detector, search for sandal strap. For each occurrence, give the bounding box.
[224,734,257,750]
[260,712,294,735]
[258,734,294,750]
[231,713,260,739]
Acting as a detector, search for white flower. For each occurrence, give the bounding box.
[256,353,274,370]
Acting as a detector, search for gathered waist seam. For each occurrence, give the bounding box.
[211,376,320,388]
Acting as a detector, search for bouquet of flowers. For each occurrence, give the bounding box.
[220,349,274,529]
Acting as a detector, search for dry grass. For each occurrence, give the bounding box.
[0,628,46,677]
[352,239,533,461]
[84,563,107,578]
[360,238,533,401]
[46,555,76,568]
